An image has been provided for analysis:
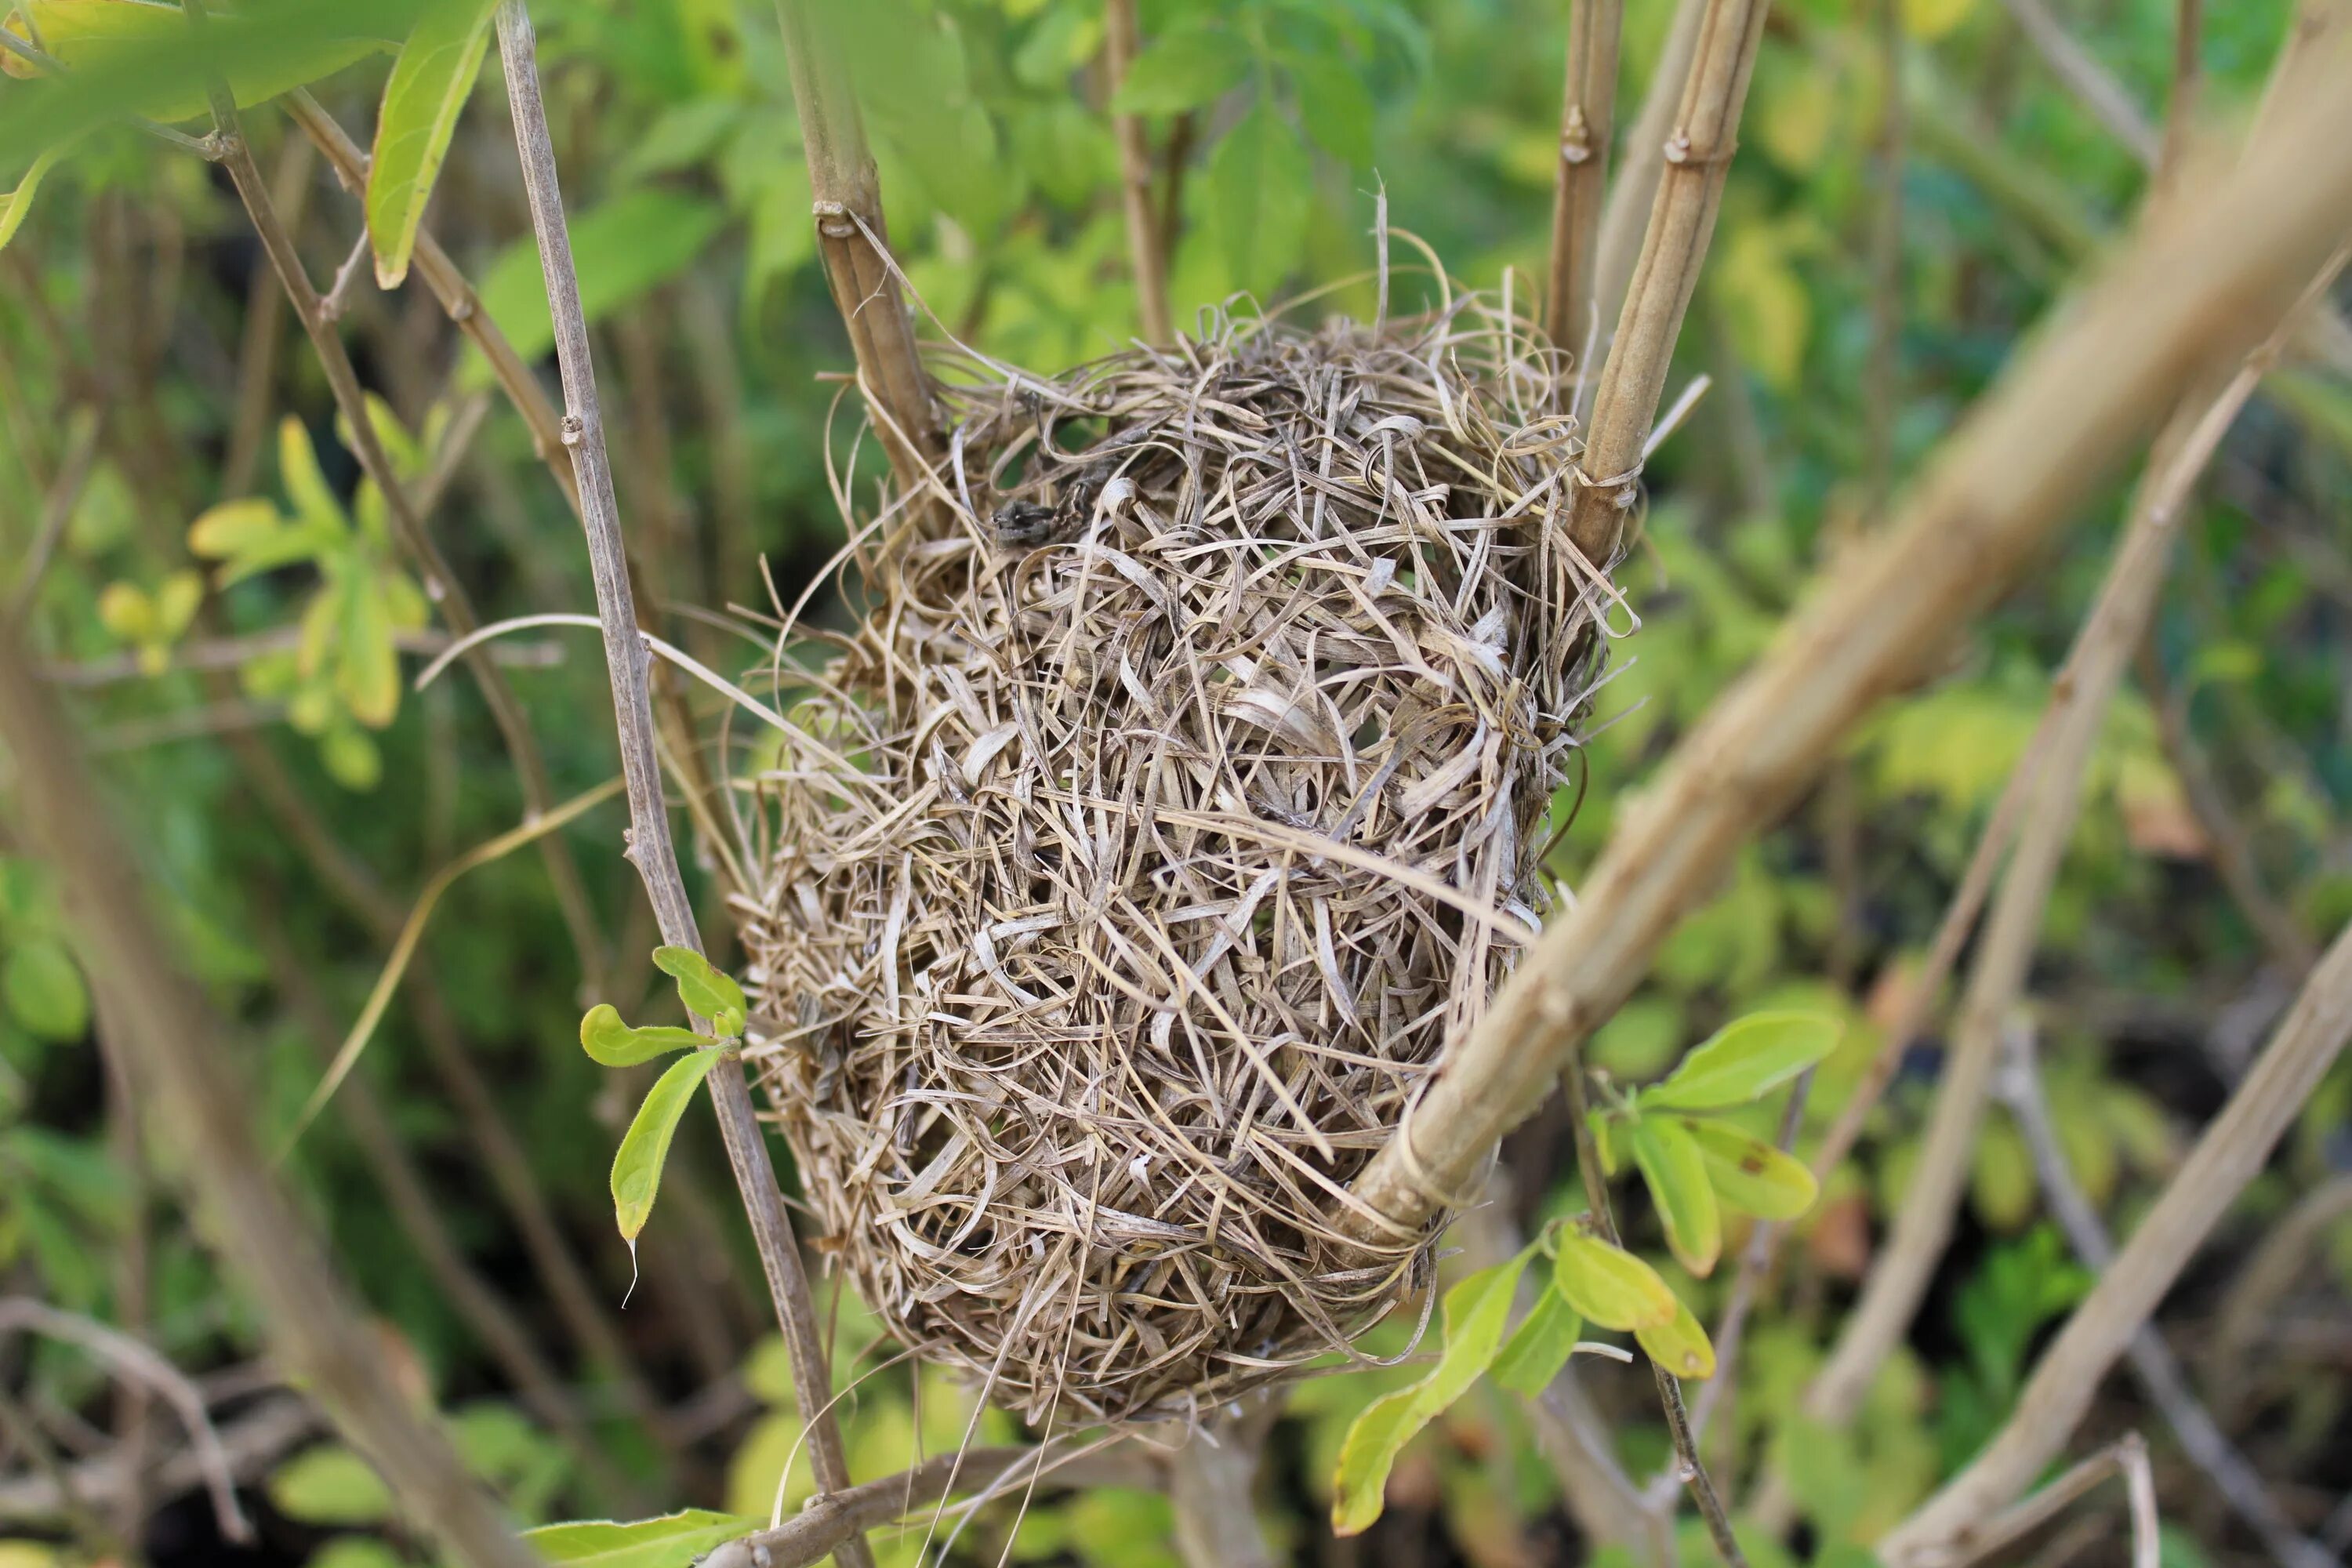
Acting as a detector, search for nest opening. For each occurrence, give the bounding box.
[735,296,1616,1426]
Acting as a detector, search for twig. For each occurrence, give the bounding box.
[187,14,610,991]
[0,1298,250,1542]
[318,222,375,324]
[770,0,942,495]
[1105,0,1172,345]
[1544,0,1624,356]
[1588,0,1709,346]
[42,626,561,687]
[1995,0,2163,163]
[5,403,96,623]
[1879,916,2352,1565]
[221,132,312,496]
[0,628,534,1568]
[1340,55,2352,1247]
[1170,1421,1276,1568]
[1795,238,2350,1435]
[0,1394,317,1526]
[0,1386,119,1559]
[1926,1437,2159,1568]
[2208,1173,2352,1383]
[1997,1025,2339,1568]
[1566,0,1769,566]
[1559,1063,1748,1568]
[489,10,873,1568]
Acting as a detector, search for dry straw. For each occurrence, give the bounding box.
[731,280,1626,1424]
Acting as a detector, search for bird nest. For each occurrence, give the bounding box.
[733,293,1621,1425]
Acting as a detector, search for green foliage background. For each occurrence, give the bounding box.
[1,0,2348,1563]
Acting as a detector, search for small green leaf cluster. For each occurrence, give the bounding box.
[188,409,440,790]
[578,947,748,1247]
[1330,1217,1701,1536]
[1592,1011,1840,1278]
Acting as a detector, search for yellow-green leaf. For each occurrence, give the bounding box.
[1552,1229,1677,1332]
[3,938,89,1040]
[1490,1287,1582,1397]
[1331,1250,1530,1535]
[0,144,61,252]
[1681,1116,1819,1221]
[1,0,390,122]
[524,1510,755,1568]
[152,569,203,641]
[1634,1295,1717,1381]
[367,0,495,288]
[1642,1011,1842,1112]
[337,571,400,728]
[96,581,155,645]
[579,1003,705,1068]
[278,416,346,535]
[652,946,747,1036]
[612,1048,721,1243]
[267,1444,392,1526]
[1629,1115,1722,1277]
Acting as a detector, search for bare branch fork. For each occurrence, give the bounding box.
[487,9,874,1567]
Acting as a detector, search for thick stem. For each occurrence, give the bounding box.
[1340,60,2352,1247]
[1544,0,1624,358]
[490,11,873,1566]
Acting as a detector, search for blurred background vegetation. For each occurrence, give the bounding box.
[1,0,2348,1564]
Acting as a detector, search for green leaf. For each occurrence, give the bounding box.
[278,417,348,535]
[1490,1287,1582,1396]
[1288,53,1375,165]
[2,940,89,1042]
[579,1004,705,1068]
[612,1048,722,1243]
[1629,1115,1722,1276]
[1109,26,1247,114]
[1680,1117,1819,1221]
[470,190,724,377]
[318,719,383,792]
[0,143,62,253]
[1634,1295,1717,1381]
[651,946,747,1037]
[1206,101,1312,294]
[1330,1251,1529,1534]
[365,0,493,287]
[267,1443,393,1526]
[524,1509,754,1568]
[1642,1011,1842,1112]
[336,570,401,728]
[1552,1229,1677,1331]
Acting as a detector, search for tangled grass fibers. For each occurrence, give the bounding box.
[734,290,1624,1425]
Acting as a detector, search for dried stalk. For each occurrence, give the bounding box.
[0,638,535,1568]
[1796,240,2349,1433]
[1588,0,1709,354]
[1544,0,1624,354]
[1566,0,1769,565]
[1105,0,1172,345]
[1996,1025,2337,1568]
[489,11,872,1568]
[1341,56,2352,1247]
[1879,916,2352,1565]
[771,0,942,493]
[182,26,608,990]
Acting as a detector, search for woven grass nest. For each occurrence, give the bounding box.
[734,291,1621,1425]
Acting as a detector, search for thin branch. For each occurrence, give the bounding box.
[5,403,96,623]
[770,0,942,495]
[318,222,376,324]
[221,130,313,496]
[1926,1437,2159,1568]
[1105,0,1172,345]
[1588,0,1709,352]
[1170,1420,1277,1568]
[1997,1025,2338,1568]
[1797,239,2349,1432]
[0,1394,317,1526]
[1565,0,1770,566]
[0,633,534,1568]
[0,1298,250,1542]
[1544,0,1624,356]
[1879,916,2352,1564]
[489,11,873,1568]
[1340,56,2352,1248]
[1995,0,2163,163]
[2207,1173,2352,1381]
[187,20,609,991]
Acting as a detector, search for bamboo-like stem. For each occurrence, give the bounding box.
[0,644,535,1568]
[1565,0,1769,567]
[489,12,873,1568]
[1996,1026,2338,1568]
[1879,918,2352,1565]
[771,0,942,496]
[1588,0,1708,352]
[1105,0,1172,345]
[1795,232,2349,1442]
[1544,0,1624,356]
[1339,56,2352,1248]
[183,31,608,994]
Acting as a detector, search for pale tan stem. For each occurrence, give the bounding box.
[1878,917,2352,1565]
[1338,58,2352,1248]
[1589,0,1708,339]
[1544,0,1624,355]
